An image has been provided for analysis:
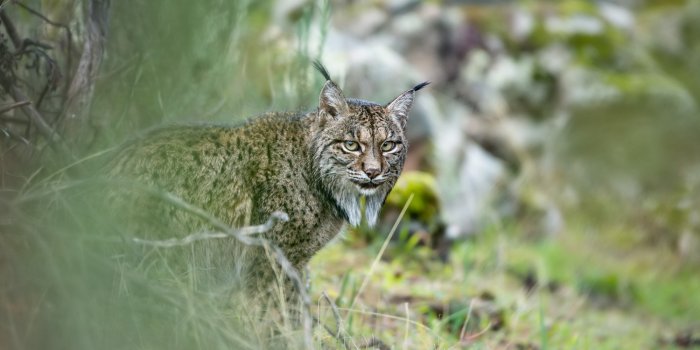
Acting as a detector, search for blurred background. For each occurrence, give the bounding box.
[1,0,700,348]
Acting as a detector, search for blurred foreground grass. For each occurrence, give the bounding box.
[3,0,700,349]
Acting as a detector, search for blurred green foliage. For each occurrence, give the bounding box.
[90,0,325,150]
[3,0,700,349]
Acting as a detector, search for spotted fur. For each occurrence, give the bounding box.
[108,62,428,291]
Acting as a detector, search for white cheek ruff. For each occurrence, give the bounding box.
[331,181,384,227]
[357,187,379,196]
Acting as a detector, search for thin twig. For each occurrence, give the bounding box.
[313,315,344,347]
[349,194,414,309]
[458,299,476,342]
[24,147,113,192]
[18,38,52,51]
[321,292,342,337]
[0,9,71,157]
[335,306,444,342]
[14,1,71,29]
[35,59,60,109]
[0,100,30,114]
[403,302,410,350]
[357,337,390,350]
[0,116,28,124]
[0,10,21,48]
[1,127,30,145]
[461,322,491,342]
[131,213,289,247]
[123,184,314,349]
[13,0,74,95]
[316,292,358,350]
[0,82,72,157]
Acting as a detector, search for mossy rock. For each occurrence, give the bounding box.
[386,171,440,223]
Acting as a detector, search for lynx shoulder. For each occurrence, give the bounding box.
[108,62,428,288]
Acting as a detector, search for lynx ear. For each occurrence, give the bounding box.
[319,80,348,118]
[386,81,429,129]
[313,60,348,118]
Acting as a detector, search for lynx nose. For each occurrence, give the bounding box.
[363,166,381,179]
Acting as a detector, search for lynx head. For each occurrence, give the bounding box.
[310,61,429,227]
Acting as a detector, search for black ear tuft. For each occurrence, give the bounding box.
[386,81,429,129]
[312,60,332,81]
[412,81,430,92]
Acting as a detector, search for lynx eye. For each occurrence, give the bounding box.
[381,141,396,152]
[342,140,360,152]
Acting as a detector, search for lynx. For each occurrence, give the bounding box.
[108,62,428,293]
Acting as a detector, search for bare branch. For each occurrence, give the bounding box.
[0,100,30,114]
[1,127,31,146]
[62,0,109,129]
[0,10,21,49]
[0,116,28,124]
[125,185,314,348]
[131,212,289,248]
[14,1,71,29]
[0,82,72,157]
[0,8,72,158]
[13,0,74,97]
